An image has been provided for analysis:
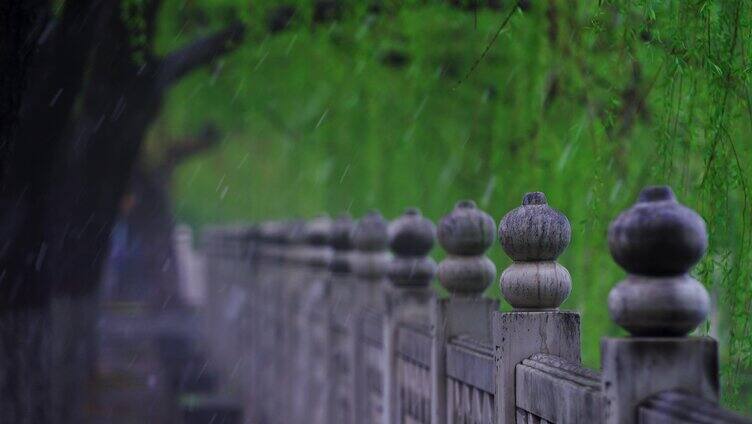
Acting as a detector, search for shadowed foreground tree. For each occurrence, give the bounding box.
[122,125,221,308]
[0,0,244,421]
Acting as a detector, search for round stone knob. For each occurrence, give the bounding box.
[438,200,495,255]
[499,192,571,261]
[498,192,572,309]
[304,216,332,246]
[302,217,332,268]
[330,214,354,251]
[607,186,710,336]
[608,186,707,276]
[351,211,390,280]
[388,208,437,287]
[329,214,354,273]
[437,200,496,294]
[389,208,436,257]
[286,220,308,264]
[352,210,389,252]
[259,221,287,261]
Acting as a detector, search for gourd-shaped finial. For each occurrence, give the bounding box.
[302,216,332,268]
[285,220,306,264]
[498,192,572,309]
[329,214,355,273]
[388,208,437,287]
[351,210,390,281]
[438,200,496,295]
[259,220,287,262]
[607,185,710,336]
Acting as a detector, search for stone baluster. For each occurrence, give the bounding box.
[431,200,498,424]
[601,185,716,424]
[492,192,581,424]
[244,224,262,422]
[384,208,437,424]
[351,211,391,311]
[324,216,356,423]
[350,211,390,424]
[294,217,332,424]
[264,220,293,424]
[253,221,279,423]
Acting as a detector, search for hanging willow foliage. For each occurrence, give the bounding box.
[148,0,752,410]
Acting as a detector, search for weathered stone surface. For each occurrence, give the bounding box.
[437,256,496,294]
[608,185,707,276]
[433,201,498,424]
[388,208,436,257]
[329,214,354,273]
[388,258,437,288]
[438,200,495,256]
[639,390,752,424]
[498,192,570,261]
[607,185,710,336]
[515,353,604,424]
[498,192,572,310]
[601,337,719,424]
[352,210,389,252]
[388,208,437,288]
[446,335,495,394]
[383,209,437,424]
[351,211,390,281]
[493,311,581,424]
[608,274,710,337]
[438,200,496,295]
[499,262,571,310]
[396,323,432,367]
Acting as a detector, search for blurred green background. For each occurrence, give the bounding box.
[144,0,751,410]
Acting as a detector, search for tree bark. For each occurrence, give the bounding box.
[0,307,52,424]
[1,0,245,420]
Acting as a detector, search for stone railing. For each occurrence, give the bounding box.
[201,186,751,424]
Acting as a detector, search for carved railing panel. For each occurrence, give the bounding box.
[446,336,495,424]
[639,391,751,424]
[202,187,752,424]
[397,323,432,424]
[514,353,603,424]
[362,310,384,424]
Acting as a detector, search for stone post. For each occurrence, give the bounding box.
[432,200,497,424]
[492,192,581,424]
[350,211,390,424]
[297,217,332,424]
[256,220,287,424]
[351,211,391,309]
[328,214,357,424]
[383,208,437,424]
[601,185,716,424]
[244,224,261,421]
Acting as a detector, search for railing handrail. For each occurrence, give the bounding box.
[201,185,750,424]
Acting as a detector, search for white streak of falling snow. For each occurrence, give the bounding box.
[339,164,350,183]
[316,108,329,129]
[49,89,63,107]
[253,52,269,71]
[237,153,249,169]
[285,34,299,56]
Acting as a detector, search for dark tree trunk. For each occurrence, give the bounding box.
[2,1,117,421]
[0,0,244,420]
[1,2,71,423]
[122,167,182,308]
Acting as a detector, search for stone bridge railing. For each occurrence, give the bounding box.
[201,186,751,424]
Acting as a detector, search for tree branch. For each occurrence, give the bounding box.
[156,21,245,88]
[156,125,221,172]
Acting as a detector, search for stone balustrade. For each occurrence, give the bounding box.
[201,186,751,424]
